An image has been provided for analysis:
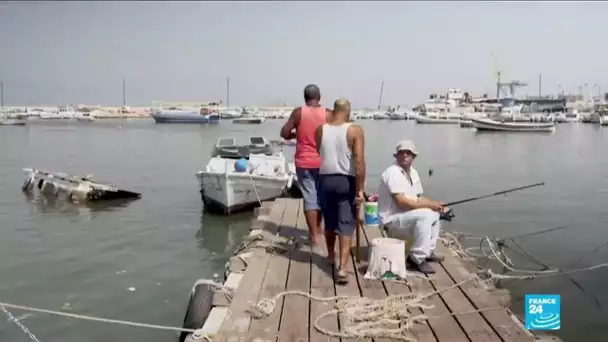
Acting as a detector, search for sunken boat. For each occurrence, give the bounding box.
[22,168,142,203]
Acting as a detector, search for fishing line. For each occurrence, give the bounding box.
[497,213,608,243]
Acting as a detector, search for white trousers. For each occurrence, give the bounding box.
[384,208,441,265]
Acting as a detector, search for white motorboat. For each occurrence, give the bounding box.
[196,136,296,214]
[471,117,556,132]
[0,112,27,125]
[75,112,95,122]
[232,116,264,124]
[372,112,390,120]
[0,118,27,126]
[600,116,608,126]
[415,114,461,124]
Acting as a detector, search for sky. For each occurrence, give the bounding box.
[0,1,606,107]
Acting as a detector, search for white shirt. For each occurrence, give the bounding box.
[377,164,423,225]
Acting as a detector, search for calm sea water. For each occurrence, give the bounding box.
[1,119,607,341]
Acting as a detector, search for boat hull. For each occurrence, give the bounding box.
[0,119,27,126]
[416,116,461,124]
[232,117,264,124]
[151,113,220,124]
[471,118,556,132]
[197,171,291,214]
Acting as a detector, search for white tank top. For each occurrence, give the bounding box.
[319,123,355,176]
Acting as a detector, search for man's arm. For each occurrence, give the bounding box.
[280,107,301,140]
[350,124,366,192]
[314,125,323,154]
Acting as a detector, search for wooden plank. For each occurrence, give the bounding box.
[246,199,300,341]
[334,230,371,342]
[214,199,287,342]
[350,224,394,342]
[436,242,536,342]
[278,200,311,342]
[309,232,340,342]
[426,254,502,342]
[364,224,437,342]
[379,226,468,342]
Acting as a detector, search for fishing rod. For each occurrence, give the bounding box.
[439,182,545,221]
[445,182,545,207]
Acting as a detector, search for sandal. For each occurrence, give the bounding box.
[336,267,349,285]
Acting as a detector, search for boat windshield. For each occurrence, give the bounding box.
[249,137,266,145]
[217,138,236,147]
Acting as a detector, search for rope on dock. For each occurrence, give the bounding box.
[247,275,504,341]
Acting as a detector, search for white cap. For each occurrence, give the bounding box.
[395,140,418,155]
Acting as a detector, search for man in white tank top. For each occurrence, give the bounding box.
[314,98,366,284]
[377,140,448,274]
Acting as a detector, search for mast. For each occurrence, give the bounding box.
[496,71,501,99]
[122,78,126,106]
[0,80,4,110]
[226,77,230,108]
[377,78,384,109]
[538,73,542,98]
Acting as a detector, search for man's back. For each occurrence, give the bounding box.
[294,105,327,169]
[318,122,355,176]
[378,165,422,224]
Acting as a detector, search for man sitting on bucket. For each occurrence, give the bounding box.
[377,140,448,274]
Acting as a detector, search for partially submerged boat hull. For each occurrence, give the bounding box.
[22,168,141,203]
[471,118,556,132]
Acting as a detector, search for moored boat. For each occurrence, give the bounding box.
[415,115,461,124]
[471,117,556,132]
[150,109,220,124]
[0,118,27,126]
[232,117,264,124]
[196,136,295,214]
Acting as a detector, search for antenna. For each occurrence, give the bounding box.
[226,77,230,108]
[377,78,384,109]
[122,78,126,106]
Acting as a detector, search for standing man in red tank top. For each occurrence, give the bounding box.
[280,84,331,244]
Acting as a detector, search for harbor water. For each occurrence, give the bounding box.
[1,119,608,341]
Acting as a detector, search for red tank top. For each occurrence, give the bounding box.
[295,105,327,168]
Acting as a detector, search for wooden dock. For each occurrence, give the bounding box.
[191,198,561,342]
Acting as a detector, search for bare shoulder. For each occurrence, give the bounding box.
[290,107,302,123]
[347,123,364,136]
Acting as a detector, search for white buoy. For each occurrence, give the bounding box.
[364,237,407,280]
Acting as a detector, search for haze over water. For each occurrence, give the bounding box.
[0,120,607,341]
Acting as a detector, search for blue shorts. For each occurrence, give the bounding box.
[296,167,321,211]
[319,174,356,236]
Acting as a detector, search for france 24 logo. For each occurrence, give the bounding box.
[525,294,560,330]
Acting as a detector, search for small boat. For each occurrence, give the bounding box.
[372,112,390,120]
[415,115,461,124]
[471,117,556,132]
[459,120,473,128]
[0,116,27,125]
[22,168,141,203]
[232,116,264,124]
[150,109,220,124]
[75,112,95,122]
[600,116,608,126]
[196,136,296,214]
